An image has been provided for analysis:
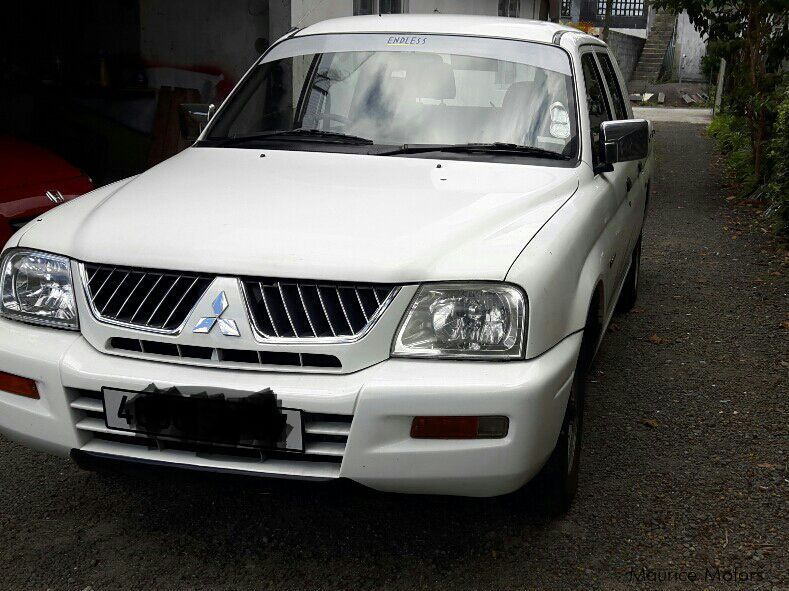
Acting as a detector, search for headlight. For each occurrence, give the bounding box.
[0,249,79,330]
[392,283,526,359]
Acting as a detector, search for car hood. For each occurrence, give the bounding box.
[18,147,579,282]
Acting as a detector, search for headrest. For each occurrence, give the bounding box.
[502,69,548,111]
[393,53,456,100]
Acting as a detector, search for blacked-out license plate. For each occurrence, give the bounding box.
[102,387,303,451]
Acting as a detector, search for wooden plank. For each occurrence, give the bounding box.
[148,86,201,167]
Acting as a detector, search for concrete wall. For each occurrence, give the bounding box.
[607,30,645,83]
[290,0,354,29]
[139,0,270,98]
[675,10,706,81]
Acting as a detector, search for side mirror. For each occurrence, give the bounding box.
[595,119,649,174]
[178,103,216,142]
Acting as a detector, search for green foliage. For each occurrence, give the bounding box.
[708,114,756,186]
[709,82,789,234]
[764,89,789,234]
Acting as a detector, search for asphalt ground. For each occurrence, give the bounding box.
[0,119,786,590]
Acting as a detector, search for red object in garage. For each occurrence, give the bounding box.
[0,136,94,248]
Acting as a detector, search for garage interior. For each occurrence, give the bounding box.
[1,0,275,185]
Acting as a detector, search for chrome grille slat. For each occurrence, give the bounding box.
[297,285,318,337]
[146,276,180,326]
[277,281,300,337]
[316,287,337,337]
[355,289,370,323]
[91,268,117,300]
[83,264,214,334]
[130,274,163,322]
[242,278,398,341]
[335,287,355,333]
[260,282,283,337]
[115,273,147,319]
[161,276,200,329]
[100,271,131,314]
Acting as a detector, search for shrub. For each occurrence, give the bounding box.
[708,114,756,187]
[764,89,789,234]
[709,84,789,236]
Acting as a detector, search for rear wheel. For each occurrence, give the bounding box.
[616,234,642,313]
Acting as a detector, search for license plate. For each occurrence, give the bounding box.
[103,387,303,451]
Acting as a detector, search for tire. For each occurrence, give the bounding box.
[533,361,586,517]
[616,234,642,313]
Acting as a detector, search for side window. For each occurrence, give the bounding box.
[597,53,628,120]
[580,53,612,168]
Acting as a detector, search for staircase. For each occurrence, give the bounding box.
[631,11,677,84]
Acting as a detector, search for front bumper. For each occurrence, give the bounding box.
[0,317,581,497]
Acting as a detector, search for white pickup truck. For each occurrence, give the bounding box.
[0,14,652,515]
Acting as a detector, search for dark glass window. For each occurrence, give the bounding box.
[581,53,612,167]
[498,0,521,17]
[354,0,406,14]
[597,52,628,120]
[354,0,374,14]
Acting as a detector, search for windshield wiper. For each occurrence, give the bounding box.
[215,128,373,146]
[380,142,570,160]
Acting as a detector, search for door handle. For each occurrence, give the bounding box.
[626,177,633,192]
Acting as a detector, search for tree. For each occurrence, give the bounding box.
[652,0,788,181]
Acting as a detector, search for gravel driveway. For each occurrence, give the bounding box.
[0,121,786,591]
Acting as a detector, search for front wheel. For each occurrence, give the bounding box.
[533,364,585,516]
[616,234,642,313]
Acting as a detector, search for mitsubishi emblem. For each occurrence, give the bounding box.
[193,291,240,336]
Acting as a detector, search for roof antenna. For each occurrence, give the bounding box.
[295,0,328,30]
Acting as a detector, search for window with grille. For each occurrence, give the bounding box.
[354,0,408,14]
[498,0,521,17]
[596,0,644,16]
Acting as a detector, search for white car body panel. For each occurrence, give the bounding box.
[0,15,653,497]
[18,148,579,283]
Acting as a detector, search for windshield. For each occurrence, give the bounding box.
[204,34,578,162]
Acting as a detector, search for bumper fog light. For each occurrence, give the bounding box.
[0,371,39,399]
[410,416,508,439]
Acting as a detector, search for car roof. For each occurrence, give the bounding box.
[295,14,599,46]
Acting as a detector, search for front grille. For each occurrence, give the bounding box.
[110,337,342,369]
[242,279,398,339]
[83,264,214,333]
[70,390,350,465]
